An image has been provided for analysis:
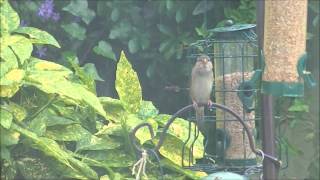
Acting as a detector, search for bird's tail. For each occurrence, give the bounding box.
[195,106,206,135]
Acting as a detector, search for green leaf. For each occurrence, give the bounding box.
[62,0,95,25]
[166,0,174,10]
[83,63,104,81]
[84,149,134,168]
[11,123,98,179]
[16,156,59,180]
[1,35,33,64]
[137,101,159,120]
[0,68,25,86]
[154,114,204,159]
[157,24,174,36]
[46,114,77,127]
[93,41,116,61]
[175,8,186,23]
[45,124,90,141]
[0,84,20,98]
[161,158,207,179]
[14,27,60,48]
[115,51,142,113]
[26,57,72,77]
[99,97,125,121]
[128,38,139,54]
[29,111,47,136]
[0,127,20,146]
[25,60,107,119]
[0,108,13,129]
[288,98,309,112]
[76,134,121,151]
[125,114,158,144]
[0,0,20,36]
[192,0,215,15]
[0,46,18,69]
[61,23,86,40]
[2,101,27,122]
[111,8,120,22]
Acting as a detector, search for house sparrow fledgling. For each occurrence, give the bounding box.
[190,54,214,135]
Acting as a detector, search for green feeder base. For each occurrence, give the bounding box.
[224,158,257,166]
[261,81,304,97]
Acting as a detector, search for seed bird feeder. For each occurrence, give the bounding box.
[262,0,315,96]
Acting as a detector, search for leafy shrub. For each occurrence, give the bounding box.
[0,1,206,179]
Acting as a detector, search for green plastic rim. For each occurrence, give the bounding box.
[224,158,257,166]
[261,81,304,97]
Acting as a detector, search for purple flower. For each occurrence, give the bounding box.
[52,12,60,22]
[20,20,28,27]
[35,47,47,58]
[37,0,54,20]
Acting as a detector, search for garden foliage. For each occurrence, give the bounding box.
[0,1,207,179]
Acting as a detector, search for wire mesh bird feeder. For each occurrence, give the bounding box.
[184,21,264,175]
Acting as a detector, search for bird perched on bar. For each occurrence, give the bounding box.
[190,54,214,136]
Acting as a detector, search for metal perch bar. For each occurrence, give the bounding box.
[130,102,282,168]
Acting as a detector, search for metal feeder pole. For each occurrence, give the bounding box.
[256,1,278,179]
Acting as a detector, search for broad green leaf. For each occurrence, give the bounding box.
[46,124,90,141]
[93,41,116,61]
[46,110,77,127]
[161,158,207,179]
[108,20,131,40]
[0,68,24,86]
[16,157,59,180]
[0,46,18,68]
[137,101,159,120]
[125,114,158,144]
[157,24,174,36]
[154,114,204,159]
[128,38,139,54]
[29,111,47,136]
[192,0,215,15]
[83,63,104,81]
[111,8,119,22]
[26,57,72,77]
[99,97,125,121]
[166,0,174,10]
[0,0,20,36]
[62,0,95,25]
[288,98,309,112]
[76,134,121,151]
[1,146,10,161]
[61,23,86,40]
[84,149,134,168]
[11,123,98,179]
[68,58,96,92]
[176,8,186,23]
[0,108,12,129]
[0,127,20,146]
[3,101,27,122]
[0,84,20,98]
[95,123,122,137]
[25,67,107,119]
[115,51,142,113]
[14,27,60,48]
[0,35,32,64]
[100,175,111,180]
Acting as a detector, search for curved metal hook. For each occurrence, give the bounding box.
[130,102,282,167]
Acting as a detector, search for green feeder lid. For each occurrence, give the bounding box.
[212,20,256,33]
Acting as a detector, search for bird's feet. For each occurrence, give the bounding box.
[207,100,213,108]
[192,101,198,109]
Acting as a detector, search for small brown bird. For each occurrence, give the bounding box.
[190,55,214,135]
